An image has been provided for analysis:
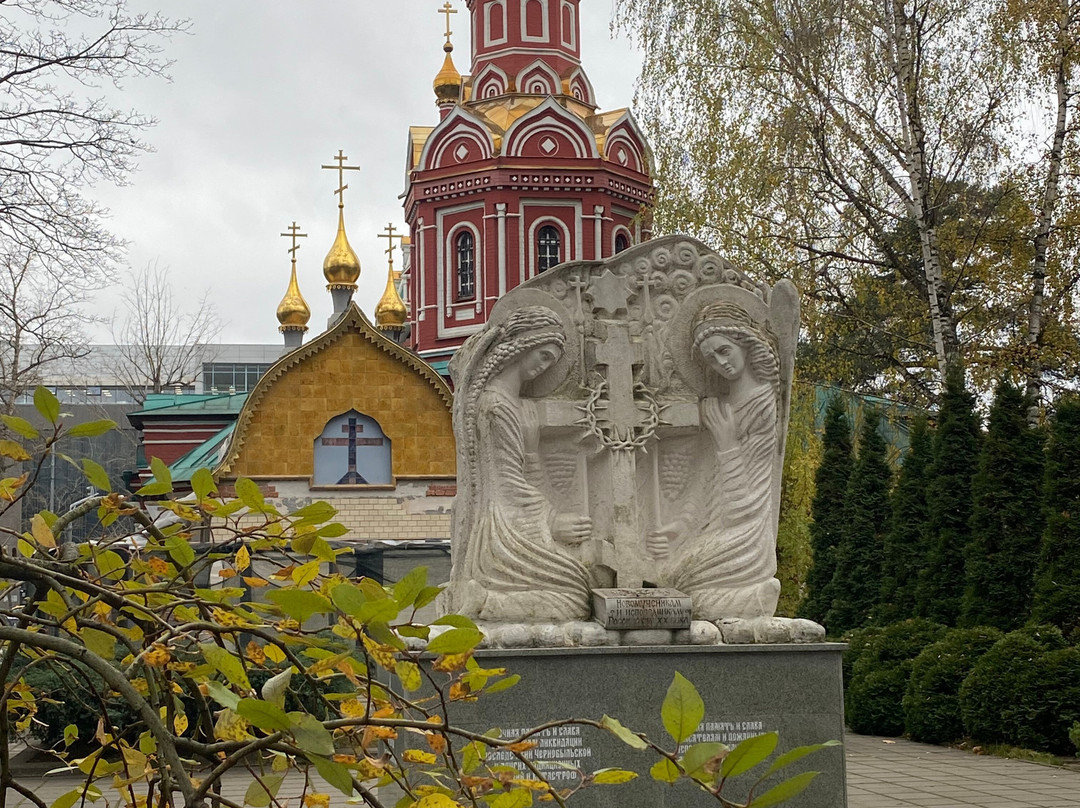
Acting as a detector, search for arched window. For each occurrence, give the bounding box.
[615,233,631,254]
[455,231,476,300]
[536,225,561,272]
[525,0,546,39]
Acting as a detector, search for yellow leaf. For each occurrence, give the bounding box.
[0,440,30,461]
[413,795,462,808]
[292,560,321,586]
[426,733,447,754]
[340,699,366,718]
[213,709,253,742]
[361,634,397,672]
[303,795,330,808]
[235,544,251,572]
[402,750,437,765]
[509,780,551,791]
[31,514,56,549]
[245,640,266,665]
[432,652,473,673]
[264,644,287,664]
[244,576,270,587]
[174,713,189,735]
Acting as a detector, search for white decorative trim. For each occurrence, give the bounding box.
[567,67,593,105]
[418,107,496,172]
[484,0,508,46]
[603,112,655,176]
[518,199,582,280]
[436,202,487,339]
[503,97,599,159]
[473,63,509,99]
[520,0,550,43]
[446,221,482,306]
[612,224,633,254]
[515,58,561,96]
[559,1,577,50]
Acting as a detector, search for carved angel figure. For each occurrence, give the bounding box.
[650,301,783,619]
[442,306,592,623]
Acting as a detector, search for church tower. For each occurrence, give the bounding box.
[403,0,656,372]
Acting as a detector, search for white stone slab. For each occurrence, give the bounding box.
[591,588,692,630]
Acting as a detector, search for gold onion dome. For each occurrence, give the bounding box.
[277,264,310,330]
[375,261,408,330]
[323,208,362,287]
[433,44,462,104]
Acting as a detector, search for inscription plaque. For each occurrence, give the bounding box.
[592,588,692,630]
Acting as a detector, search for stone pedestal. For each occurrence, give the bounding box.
[426,643,848,807]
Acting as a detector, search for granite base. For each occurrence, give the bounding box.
[425,643,847,807]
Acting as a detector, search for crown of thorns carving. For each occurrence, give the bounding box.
[576,379,663,452]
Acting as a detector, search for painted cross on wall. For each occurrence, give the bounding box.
[312,410,392,486]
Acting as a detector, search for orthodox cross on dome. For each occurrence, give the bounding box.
[280,221,308,261]
[320,150,362,208]
[439,1,457,48]
[378,222,405,268]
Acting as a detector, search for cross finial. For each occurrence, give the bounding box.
[439,1,457,49]
[320,149,362,208]
[280,221,308,261]
[378,222,405,267]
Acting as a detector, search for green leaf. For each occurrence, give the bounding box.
[201,643,252,689]
[681,741,725,783]
[244,774,284,807]
[331,581,367,617]
[747,770,819,807]
[763,740,841,778]
[50,788,101,808]
[591,768,639,785]
[721,732,779,779]
[415,586,444,609]
[67,420,116,438]
[601,715,648,750]
[432,614,477,630]
[307,754,354,796]
[485,674,521,694]
[661,672,704,744]
[165,536,196,568]
[81,459,110,491]
[1,414,39,440]
[267,589,334,623]
[191,468,216,499]
[34,387,60,423]
[149,456,172,488]
[366,620,406,650]
[205,681,240,711]
[136,480,172,497]
[649,757,680,784]
[288,712,335,756]
[318,522,348,538]
[310,536,337,563]
[63,725,79,747]
[359,598,401,624]
[291,500,338,523]
[237,698,291,731]
[81,627,116,660]
[96,549,124,579]
[394,566,428,608]
[261,667,294,708]
[395,660,422,692]
[235,477,265,510]
[427,627,483,655]
[490,791,532,808]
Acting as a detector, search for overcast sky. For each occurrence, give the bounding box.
[88,1,643,345]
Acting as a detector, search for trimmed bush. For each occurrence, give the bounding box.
[960,625,1080,755]
[845,619,946,736]
[903,626,1002,744]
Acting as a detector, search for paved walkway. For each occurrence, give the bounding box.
[5,735,1080,807]
[846,733,1080,807]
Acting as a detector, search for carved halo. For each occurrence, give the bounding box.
[669,283,774,395]
[485,289,578,397]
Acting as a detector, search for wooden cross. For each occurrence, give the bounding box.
[378,222,405,267]
[280,222,308,259]
[439,1,457,46]
[320,150,362,207]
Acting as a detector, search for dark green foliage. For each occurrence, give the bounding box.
[903,626,1002,744]
[801,395,854,624]
[918,363,981,625]
[960,625,1080,754]
[878,415,933,623]
[826,409,892,633]
[962,380,1045,630]
[845,619,946,736]
[841,624,886,686]
[1032,396,1080,636]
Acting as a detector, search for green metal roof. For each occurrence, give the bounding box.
[127,392,248,426]
[167,422,237,483]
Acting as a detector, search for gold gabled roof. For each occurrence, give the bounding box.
[323,208,361,287]
[276,262,310,330]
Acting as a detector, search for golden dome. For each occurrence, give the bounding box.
[323,207,361,288]
[433,45,462,105]
[375,259,408,331]
[276,262,310,330]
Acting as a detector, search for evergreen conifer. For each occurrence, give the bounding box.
[962,379,1045,629]
[1032,396,1080,637]
[800,394,854,624]
[917,363,981,625]
[825,408,892,633]
[878,414,933,622]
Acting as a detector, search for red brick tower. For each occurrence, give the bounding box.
[402,0,655,372]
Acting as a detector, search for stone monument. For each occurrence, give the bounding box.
[441,235,822,646]
[432,237,846,807]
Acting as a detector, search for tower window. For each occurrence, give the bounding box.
[525,0,546,39]
[455,231,476,300]
[536,225,561,273]
[615,233,631,254]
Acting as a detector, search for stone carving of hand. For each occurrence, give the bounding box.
[552,513,591,545]
[702,397,737,452]
[647,519,687,560]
